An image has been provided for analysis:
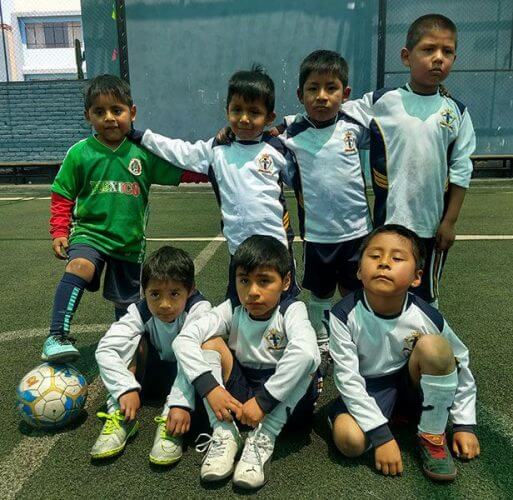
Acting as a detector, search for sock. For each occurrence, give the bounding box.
[49,272,88,336]
[106,396,120,414]
[202,349,238,437]
[114,305,128,320]
[418,369,458,435]
[308,295,331,344]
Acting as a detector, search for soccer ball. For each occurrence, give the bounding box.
[16,362,88,429]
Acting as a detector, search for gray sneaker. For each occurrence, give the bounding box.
[149,416,183,465]
[90,410,138,459]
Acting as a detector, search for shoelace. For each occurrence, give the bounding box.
[52,335,77,345]
[240,428,273,467]
[154,416,179,442]
[96,410,124,435]
[195,432,228,458]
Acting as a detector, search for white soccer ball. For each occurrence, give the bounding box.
[16,362,88,429]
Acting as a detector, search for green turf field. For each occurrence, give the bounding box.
[1,182,512,498]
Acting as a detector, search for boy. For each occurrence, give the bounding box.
[328,225,479,481]
[173,235,320,489]
[92,246,211,464]
[343,14,476,306]
[278,50,372,366]
[129,65,299,301]
[45,74,189,363]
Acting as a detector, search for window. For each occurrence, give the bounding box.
[25,21,83,49]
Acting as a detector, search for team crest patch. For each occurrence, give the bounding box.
[439,108,456,131]
[128,158,143,176]
[402,331,423,356]
[265,328,287,351]
[343,131,357,153]
[257,153,274,174]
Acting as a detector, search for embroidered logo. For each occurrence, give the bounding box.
[257,153,273,174]
[343,131,357,153]
[402,331,423,356]
[128,158,142,176]
[439,108,456,131]
[265,328,286,351]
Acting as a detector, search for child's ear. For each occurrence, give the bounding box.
[188,285,195,297]
[282,272,291,292]
[400,47,411,68]
[410,269,423,289]
[342,86,352,102]
[266,111,276,126]
[130,104,137,122]
[297,87,304,104]
[356,267,362,280]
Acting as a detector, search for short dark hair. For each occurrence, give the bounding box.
[226,64,275,114]
[233,235,290,278]
[405,14,458,51]
[141,246,195,291]
[84,74,133,111]
[359,224,426,270]
[299,49,349,92]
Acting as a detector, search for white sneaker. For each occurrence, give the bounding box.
[233,428,275,489]
[149,416,183,465]
[195,425,242,481]
[90,410,138,459]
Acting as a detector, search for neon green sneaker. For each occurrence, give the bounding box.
[90,410,139,459]
[149,416,183,465]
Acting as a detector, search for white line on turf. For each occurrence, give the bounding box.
[0,239,222,499]
[0,323,109,343]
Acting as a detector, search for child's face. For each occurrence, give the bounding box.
[235,265,291,320]
[227,94,276,141]
[144,278,191,323]
[298,71,350,124]
[85,93,136,148]
[401,29,456,94]
[357,232,422,300]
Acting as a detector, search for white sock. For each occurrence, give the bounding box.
[418,369,458,435]
[308,295,331,344]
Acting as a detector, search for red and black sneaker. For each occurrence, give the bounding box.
[418,432,457,481]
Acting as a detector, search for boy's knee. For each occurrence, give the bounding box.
[413,334,455,374]
[332,414,367,458]
[65,258,95,282]
[201,336,226,352]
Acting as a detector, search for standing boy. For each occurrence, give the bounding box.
[92,246,211,464]
[329,225,479,481]
[173,235,320,489]
[278,50,372,365]
[343,14,476,306]
[45,74,187,363]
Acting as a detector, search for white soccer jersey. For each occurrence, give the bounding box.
[142,131,296,255]
[329,289,477,439]
[95,291,211,410]
[343,84,476,238]
[278,112,372,243]
[173,297,320,410]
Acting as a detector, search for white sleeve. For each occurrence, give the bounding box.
[142,130,214,174]
[263,302,320,403]
[440,321,477,426]
[172,300,233,385]
[448,109,475,189]
[329,312,389,433]
[95,304,144,401]
[341,92,374,129]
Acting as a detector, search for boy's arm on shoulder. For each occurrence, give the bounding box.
[448,109,476,189]
[342,91,375,129]
[329,311,394,448]
[95,303,146,401]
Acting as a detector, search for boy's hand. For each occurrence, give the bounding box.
[240,397,265,428]
[118,390,140,422]
[215,126,235,145]
[52,237,69,259]
[374,439,403,476]
[268,123,286,137]
[205,385,242,422]
[126,128,144,144]
[452,431,480,460]
[166,407,191,436]
[436,219,456,251]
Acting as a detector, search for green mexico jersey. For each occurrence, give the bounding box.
[52,136,183,263]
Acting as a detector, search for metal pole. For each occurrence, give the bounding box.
[0,0,10,82]
[376,0,387,89]
[115,0,130,83]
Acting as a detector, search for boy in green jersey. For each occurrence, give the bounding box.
[43,74,187,363]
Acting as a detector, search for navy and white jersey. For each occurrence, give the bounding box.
[329,289,477,435]
[278,112,372,243]
[142,130,296,255]
[95,291,211,410]
[343,84,476,238]
[173,297,320,409]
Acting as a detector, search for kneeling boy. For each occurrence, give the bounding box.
[92,246,211,464]
[329,225,479,481]
[173,235,320,489]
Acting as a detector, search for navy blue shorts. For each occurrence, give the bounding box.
[328,363,422,425]
[226,356,320,426]
[302,237,366,297]
[67,243,141,305]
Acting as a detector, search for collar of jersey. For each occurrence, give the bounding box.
[234,134,263,145]
[362,290,411,319]
[90,135,130,154]
[404,82,439,97]
[303,111,343,129]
